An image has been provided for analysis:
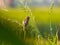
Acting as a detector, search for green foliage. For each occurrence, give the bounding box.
[0,7,59,45]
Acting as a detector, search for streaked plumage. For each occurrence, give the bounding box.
[22,16,30,27]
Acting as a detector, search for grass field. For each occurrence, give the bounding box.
[0,7,60,45]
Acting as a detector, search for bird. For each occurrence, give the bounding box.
[22,16,30,39]
[22,16,30,27]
